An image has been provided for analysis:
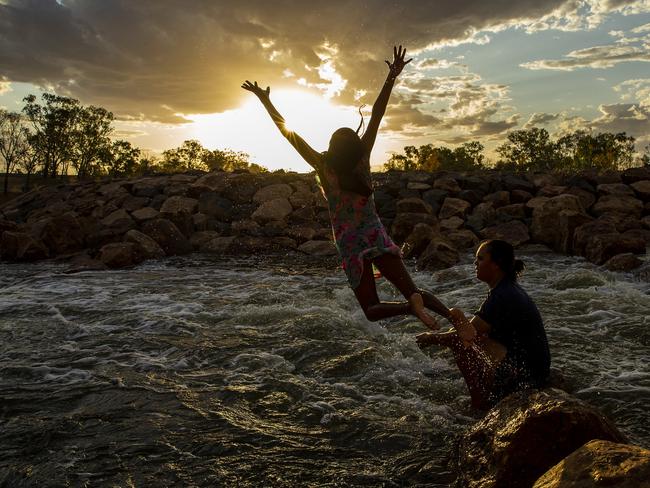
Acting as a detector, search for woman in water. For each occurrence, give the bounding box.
[417,239,551,409]
[242,46,471,336]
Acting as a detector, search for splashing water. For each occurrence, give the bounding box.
[1,249,648,486]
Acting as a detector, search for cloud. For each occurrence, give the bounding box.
[0,76,11,94]
[0,0,647,125]
[524,112,562,128]
[521,42,650,71]
[614,78,650,106]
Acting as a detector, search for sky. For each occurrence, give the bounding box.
[1,0,650,172]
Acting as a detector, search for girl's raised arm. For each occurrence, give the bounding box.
[241,80,321,170]
[361,46,412,156]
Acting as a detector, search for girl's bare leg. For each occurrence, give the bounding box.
[353,258,412,321]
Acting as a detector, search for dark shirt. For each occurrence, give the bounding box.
[475,279,551,387]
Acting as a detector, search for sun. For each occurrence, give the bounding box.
[187,88,365,172]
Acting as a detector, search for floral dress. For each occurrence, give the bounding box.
[317,155,402,290]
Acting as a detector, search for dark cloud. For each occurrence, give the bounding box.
[0,0,646,124]
[524,112,562,127]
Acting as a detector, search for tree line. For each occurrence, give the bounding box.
[0,93,266,194]
[384,127,650,173]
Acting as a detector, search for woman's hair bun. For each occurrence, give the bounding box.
[514,259,525,275]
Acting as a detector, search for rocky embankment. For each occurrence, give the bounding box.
[0,167,649,272]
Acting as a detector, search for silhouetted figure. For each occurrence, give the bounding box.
[242,46,472,338]
[417,240,551,410]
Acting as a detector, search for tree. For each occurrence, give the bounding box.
[641,144,650,167]
[161,139,209,172]
[204,148,252,172]
[70,105,114,177]
[18,130,40,191]
[383,141,486,172]
[103,140,141,177]
[22,93,80,178]
[496,128,558,171]
[555,130,635,171]
[0,110,29,194]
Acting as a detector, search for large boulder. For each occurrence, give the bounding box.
[503,175,535,193]
[396,197,433,215]
[297,240,338,256]
[189,172,229,195]
[433,177,460,193]
[533,440,650,488]
[101,208,136,235]
[596,183,635,196]
[402,223,435,258]
[99,242,143,268]
[141,218,192,256]
[416,237,459,270]
[466,202,496,232]
[481,220,530,247]
[288,191,315,209]
[253,183,294,204]
[531,194,592,253]
[159,196,198,216]
[130,207,159,223]
[565,187,596,211]
[584,233,646,265]
[604,253,643,271]
[496,203,526,222]
[390,212,439,244]
[198,193,233,221]
[29,213,85,255]
[630,180,650,201]
[251,198,293,224]
[592,195,643,218]
[455,388,628,488]
[446,229,480,250]
[483,191,510,208]
[573,220,618,256]
[124,229,165,259]
[621,166,650,184]
[439,197,471,220]
[0,231,49,261]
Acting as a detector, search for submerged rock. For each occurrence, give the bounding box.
[454,388,627,488]
[533,440,650,488]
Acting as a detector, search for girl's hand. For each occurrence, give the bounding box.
[385,45,413,78]
[241,80,270,100]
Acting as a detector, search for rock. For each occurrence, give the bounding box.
[621,166,650,184]
[286,226,317,243]
[190,172,229,194]
[531,195,592,253]
[101,208,136,235]
[402,223,435,258]
[533,440,650,488]
[446,229,479,250]
[297,240,337,256]
[642,215,650,229]
[483,191,510,208]
[29,213,85,255]
[0,231,49,261]
[288,206,317,224]
[270,236,297,250]
[481,220,530,247]
[496,203,526,222]
[99,242,142,268]
[253,183,294,204]
[406,171,434,184]
[564,187,596,211]
[510,189,533,204]
[0,219,18,234]
[584,233,645,264]
[189,231,221,251]
[433,177,460,193]
[525,196,550,215]
[141,218,192,256]
[573,220,619,256]
[458,175,490,194]
[592,195,643,218]
[407,181,431,191]
[192,212,208,231]
[159,196,198,216]
[422,189,448,207]
[439,197,471,220]
[201,236,236,254]
[416,237,459,270]
[604,253,643,271]
[458,189,484,206]
[630,180,650,201]
[198,193,233,220]
[597,183,635,196]
[503,175,535,193]
[455,388,628,488]
[124,229,165,259]
[440,216,464,232]
[391,212,439,244]
[623,227,650,245]
[251,198,293,224]
[221,173,261,204]
[130,207,159,223]
[537,185,568,198]
[261,220,287,237]
[288,191,314,209]
[466,202,496,232]
[120,195,150,212]
[396,197,433,214]
[528,173,562,189]
[231,219,261,236]
[131,177,167,197]
[63,253,108,273]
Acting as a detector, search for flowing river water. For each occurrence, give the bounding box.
[1,248,649,487]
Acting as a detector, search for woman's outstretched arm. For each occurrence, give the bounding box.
[361,46,412,155]
[241,80,321,169]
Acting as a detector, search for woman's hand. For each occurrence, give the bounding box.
[448,308,477,346]
[385,45,413,78]
[241,80,270,100]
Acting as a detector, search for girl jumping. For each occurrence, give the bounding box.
[242,45,472,336]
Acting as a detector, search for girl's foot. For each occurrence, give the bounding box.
[409,292,439,330]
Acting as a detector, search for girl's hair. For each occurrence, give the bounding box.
[323,127,373,197]
[482,239,525,281]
